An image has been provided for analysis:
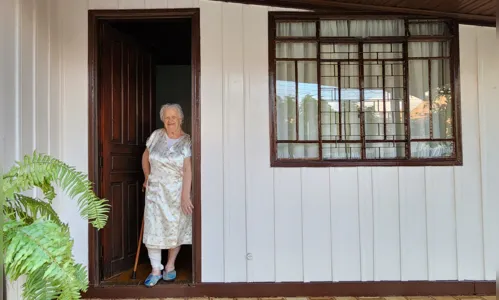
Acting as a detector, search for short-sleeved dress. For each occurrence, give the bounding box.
[143,129,192,250]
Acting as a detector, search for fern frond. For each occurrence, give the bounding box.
[4,219,89,299]
[3,151,109,229]
[5,194,63,226]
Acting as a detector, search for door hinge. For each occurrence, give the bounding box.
[99,156,104,168]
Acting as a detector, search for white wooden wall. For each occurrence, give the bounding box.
[200,2,499,283]
[1,0,63,298]
[1,2,497,299]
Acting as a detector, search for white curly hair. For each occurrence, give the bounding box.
[159,103,184,123]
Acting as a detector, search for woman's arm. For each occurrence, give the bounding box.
[142,149,150,189]
[181,156,193,214]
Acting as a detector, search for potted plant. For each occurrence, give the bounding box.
[2,152,110,299]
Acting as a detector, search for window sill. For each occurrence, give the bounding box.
[270,158,463,168]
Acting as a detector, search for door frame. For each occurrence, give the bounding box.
[87,8,201,286]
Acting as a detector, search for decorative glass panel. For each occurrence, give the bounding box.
[276,42,317,59]
[276,61,296,140]
[277,22,316,37]
[411,141,454,158]
[408,41,450,57]
[322,143,362,159]
[321,19,405,37]
[408,20,450,36]
[277,143,319,159]
[297,61,319,140]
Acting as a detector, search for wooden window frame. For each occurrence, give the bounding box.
[268,12,463,168]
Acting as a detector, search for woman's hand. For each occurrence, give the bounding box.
[181,195,194,215]
[142,175,149,192]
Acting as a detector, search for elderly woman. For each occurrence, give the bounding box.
[141,103,193,287]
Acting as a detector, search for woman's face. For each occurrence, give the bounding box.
[163,107,182,132]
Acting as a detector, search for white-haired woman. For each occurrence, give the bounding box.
[141,103,193,287]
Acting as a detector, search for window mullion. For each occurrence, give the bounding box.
[316,20,323,160]
[359,41,366,159]
[295,60,299,141]
[403,39,411,159]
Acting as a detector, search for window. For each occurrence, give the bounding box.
[269,15,462,167]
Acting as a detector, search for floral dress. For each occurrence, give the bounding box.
[143,129,192,249]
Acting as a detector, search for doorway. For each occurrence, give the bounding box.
[88,9,201,287]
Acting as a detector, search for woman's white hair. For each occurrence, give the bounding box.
[160,103,184,123]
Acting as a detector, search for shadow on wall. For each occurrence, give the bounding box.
[156,65,192,134]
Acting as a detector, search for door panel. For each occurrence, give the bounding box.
[99,23,155,280]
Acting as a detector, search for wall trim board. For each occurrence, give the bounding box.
[82,280,496,298]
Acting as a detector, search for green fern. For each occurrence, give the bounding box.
[2,151,110,300]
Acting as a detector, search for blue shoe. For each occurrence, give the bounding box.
[144,273,162,287]
[163,269,176,281]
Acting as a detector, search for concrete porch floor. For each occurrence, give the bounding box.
[84,296,496,300]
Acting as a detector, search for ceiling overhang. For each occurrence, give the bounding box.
[212,0,495,26]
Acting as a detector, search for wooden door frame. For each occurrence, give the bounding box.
[88,8,201,286]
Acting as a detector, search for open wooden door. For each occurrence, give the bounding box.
[98,23,155,280]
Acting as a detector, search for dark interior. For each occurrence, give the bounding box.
[101,18,193,286]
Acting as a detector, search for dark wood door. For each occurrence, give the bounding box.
[99,23,155,280]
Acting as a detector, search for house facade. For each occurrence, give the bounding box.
[1,0,497,299]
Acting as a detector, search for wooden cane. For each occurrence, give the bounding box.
[131,214,144,279]
[131,187,146,279]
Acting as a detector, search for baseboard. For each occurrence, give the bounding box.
[82,280,496,299]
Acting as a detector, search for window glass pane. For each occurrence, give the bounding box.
[408,20,450,36]
[363,61,406,141]
[320,44,358,60]
[321,19,405,37]
[408,41,450,58]
[411,141,454,158]
[277,143,319,159]
[366,142,406,159]
[430,59,452,139]
[363,43,403,60]
[277,22,316,37]
[322,143,362,159]
[340,62,361,141]
[276,61,296,140]
[320,62,340,140]
[409,60,430,139]
[320,20,349,36]
[297,61,319,140]
[276,42,317,59]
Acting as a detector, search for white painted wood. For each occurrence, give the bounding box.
[20,0,35,157]
[49,0,61,159]
[2,0,22,298]
[168,0,192,8]
[88,0,119,9]
[145,0,167,9]
[357,167,374,281]
[399,168,428,280]
[302,168,332,282]
[35,0,50,154]
[119,0,145,9]
[372,168,401,280]
[243,4,276,282]
[425,167,457,280]
[274,168,303,282]
[330,168,361,281]
[0,0,20,167]
[199,0,225,283]
[58,0,90,267]
[4,0,499,287]
[476,26,499,281]
[221,2,247,282]
[455,25,485,280]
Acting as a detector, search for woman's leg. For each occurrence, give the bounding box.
[165,246,181,272]
[147,247,163,275]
